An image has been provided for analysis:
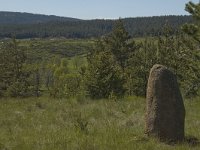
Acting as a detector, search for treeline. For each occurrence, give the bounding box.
[0,21,199,99]
[0,15,193,39]
[0,11,79,24]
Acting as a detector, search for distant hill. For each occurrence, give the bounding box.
[0,11,80,24]
[0,12,193,39]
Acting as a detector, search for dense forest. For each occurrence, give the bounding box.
[0,12,193,39]
[0,11,80,24]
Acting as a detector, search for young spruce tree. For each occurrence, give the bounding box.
[86,20,138,99]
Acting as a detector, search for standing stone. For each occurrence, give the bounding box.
[145,64,185,142]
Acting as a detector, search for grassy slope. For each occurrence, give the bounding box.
[20,39,94,59]
[0,97,199,150]
[0,38,93,61]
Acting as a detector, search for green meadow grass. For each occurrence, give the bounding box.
[0,96,199,150]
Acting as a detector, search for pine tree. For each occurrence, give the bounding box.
[0,37,30,97]
[104,19,138,71]
[86,40,125,99]
[182,1,200,42]
[181,1,200,97]
[85,20,140,99]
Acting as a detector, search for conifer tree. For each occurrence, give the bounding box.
[181,1,200,96]
[182,1,200,42]
[105,19,138,71]
[0,37,30,97]
[86,40,125,99]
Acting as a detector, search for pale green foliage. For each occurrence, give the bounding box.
[63,73,82,98]
[49,58,83,98]
[49,58,68,98]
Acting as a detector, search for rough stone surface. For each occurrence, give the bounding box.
[145,64,185,142]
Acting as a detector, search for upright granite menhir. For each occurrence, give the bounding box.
[145,64,185,142]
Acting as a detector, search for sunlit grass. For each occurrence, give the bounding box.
[0,96,199,150]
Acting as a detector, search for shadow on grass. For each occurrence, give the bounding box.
[163,136,200,147]
[184,136,200,147]
[145,135,200,147]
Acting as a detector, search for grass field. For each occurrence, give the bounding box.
[0,96,199,150]
[0,38,93,64]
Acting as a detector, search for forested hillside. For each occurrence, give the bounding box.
[0,12,193,39]
[0,11,80,24]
